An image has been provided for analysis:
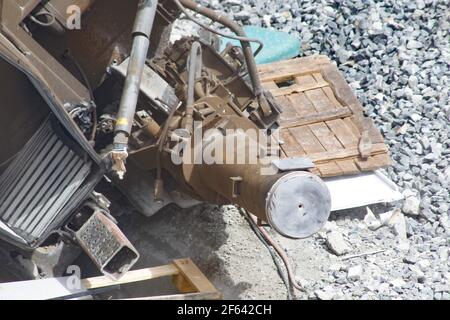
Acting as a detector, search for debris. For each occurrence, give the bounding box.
[347,265,363,281]
[341,249,386,261]
[390,279,406,288]
[417,260,431,272]
[391,212,408,242]
[438,247,449,262]
[326,231,351,256]
[403,255,418,265]
[314,286,336,300]
[403,194,421,216]
[364,207,382,231]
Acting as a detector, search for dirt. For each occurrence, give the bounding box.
[98,203,336,300]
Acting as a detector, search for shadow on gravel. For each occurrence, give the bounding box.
[76,202,251,299]
[329,203,398,222]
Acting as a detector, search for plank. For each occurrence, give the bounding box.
[326,118,359,148]
[307,143,389,163]
[258,55,331,82]
[276,95,300,123]
[123,292,222,300]
[258,55,330,72]
[305,88,337,112]
[322,86,344,108]
[287,92,317,117]
[280,129,306,157]
[81,264,179,290]
[342,116,361,138]
[316,163,344,177]
[262,81,278,90]
[295,74,319,87]
[321,64,362,113]
[311,73,329,88]
[173,259,218,294]
[283,107,352,129]
[289,126,326,154]
[270,82,329,97]
[336,160,360,175]
[356,154,392,171]
[309,122,343,151]
[309,122,345,176]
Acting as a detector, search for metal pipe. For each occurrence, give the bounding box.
[180,126,331,239]
[114,0,158,150]
[176,0,272,117]
[183,41,202,133]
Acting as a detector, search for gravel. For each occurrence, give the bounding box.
[0,0,446,301]
[124,0,450,300]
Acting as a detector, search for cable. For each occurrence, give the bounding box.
[249,212,303,292]
[63,50,97,142]
[173,0,264,57]
[241,209,294,300]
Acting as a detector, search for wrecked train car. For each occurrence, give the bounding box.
[0,0,388,280]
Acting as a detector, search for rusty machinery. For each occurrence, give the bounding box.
[0,0,331,280]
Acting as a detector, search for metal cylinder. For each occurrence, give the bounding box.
[114,0,158,148]
[180,124,331,238]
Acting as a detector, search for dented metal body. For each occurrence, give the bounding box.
[0,0,335,280]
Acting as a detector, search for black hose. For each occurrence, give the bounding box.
[63,50,97,142]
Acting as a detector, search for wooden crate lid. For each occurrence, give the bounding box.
[258,56,391,178]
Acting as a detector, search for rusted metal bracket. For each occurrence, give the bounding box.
[75,211,139,281]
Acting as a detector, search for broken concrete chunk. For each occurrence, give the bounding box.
[314,287,336,300]
[403,194,421,216]
[390,279,406,288]
[347,265,362,281]
[326,231,351,256]
[364,207,382,230]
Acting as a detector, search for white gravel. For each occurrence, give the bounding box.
[163,0,450,300]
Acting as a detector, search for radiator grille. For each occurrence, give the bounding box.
[0,121,91,243]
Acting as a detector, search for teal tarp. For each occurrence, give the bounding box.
[220,26,301,65]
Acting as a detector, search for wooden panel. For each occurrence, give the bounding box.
[259,56,391,177]
[356,154,392,171]
[287,93,317,117]
[305,88,337,112]
[270,82,328,97]
[283,107,352,129]
[258,55,331,82]
[262,81,278,90]
[317,163,343,177]
[280,129,306,157]
[295,74,318,87]
[336,160,360,175]
[309,123,343,151]
[307,144,389,163]
[322,86,344,108]
[326,119,359,148]
[289,126,325,154]
[276,95,300,123]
